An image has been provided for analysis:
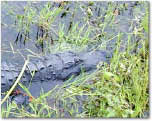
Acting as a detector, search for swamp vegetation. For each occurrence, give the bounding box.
[1,1,149,118]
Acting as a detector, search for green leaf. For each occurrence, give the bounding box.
[103,71,120,82]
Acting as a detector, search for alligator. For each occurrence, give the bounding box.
[1,50,111,93]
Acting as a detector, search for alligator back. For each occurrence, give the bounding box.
[1,50,111,93]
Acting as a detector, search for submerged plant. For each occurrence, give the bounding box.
[15,2,36,44]
[12,2,62,50]
[36,2,62,47]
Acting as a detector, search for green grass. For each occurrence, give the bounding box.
[1,1,149,118]
[1,35,149,118]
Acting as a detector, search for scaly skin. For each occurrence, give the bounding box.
[1,50,111,93]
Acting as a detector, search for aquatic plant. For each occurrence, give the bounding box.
[1,1,149,118]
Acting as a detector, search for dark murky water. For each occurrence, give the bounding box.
[1,1,149,118]
[1,1,148,63]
